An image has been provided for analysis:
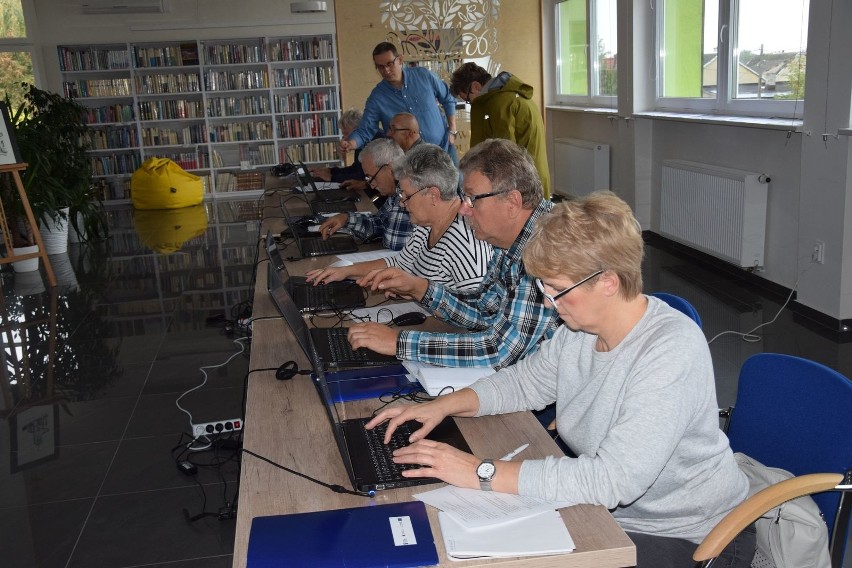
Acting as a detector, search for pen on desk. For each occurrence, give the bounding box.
[499,443,530,461]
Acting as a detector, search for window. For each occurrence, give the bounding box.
[1,0,35,111]
[657,0,808,117]
[553,0,618,105]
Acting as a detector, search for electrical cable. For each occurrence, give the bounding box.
[240,448,375,497]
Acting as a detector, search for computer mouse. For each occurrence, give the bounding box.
[392,312,428,326]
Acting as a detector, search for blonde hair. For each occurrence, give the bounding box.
[524,191,644,299]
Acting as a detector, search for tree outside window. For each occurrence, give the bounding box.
[1,0,35,112]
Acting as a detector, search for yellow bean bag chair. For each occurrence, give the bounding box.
[131,157,203,210]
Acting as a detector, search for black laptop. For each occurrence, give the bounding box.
[297,161,356,203]
[279,198,360,257]
[265,233,365,313]
[292,164,359,214]
[309,348,472,493]
[266,266,399,368]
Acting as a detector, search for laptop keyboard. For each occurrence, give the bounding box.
[326,328,369,361]
[362,420,423,482]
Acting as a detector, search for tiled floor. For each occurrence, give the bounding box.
[1,198,849,567]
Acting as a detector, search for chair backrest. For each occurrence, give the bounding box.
[649,292,703,329]
[727,353,852,534]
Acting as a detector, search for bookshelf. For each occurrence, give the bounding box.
[58,35,342,204]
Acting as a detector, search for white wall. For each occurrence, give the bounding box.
[544,0,852,323]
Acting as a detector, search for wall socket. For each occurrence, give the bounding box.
[812,240,826,264]
[192,418,243,438]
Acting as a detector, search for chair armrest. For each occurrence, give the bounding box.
[830,469,852,568]
[693,473,844,563]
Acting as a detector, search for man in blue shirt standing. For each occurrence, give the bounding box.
[340,42,459,164]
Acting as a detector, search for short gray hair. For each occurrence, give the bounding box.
[339,108,362,131]
[459,139,542,208]
[359,137,404,167]
[392,144,458,200]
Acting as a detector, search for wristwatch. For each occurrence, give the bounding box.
[476,459,496,491]
[449,130,459,136]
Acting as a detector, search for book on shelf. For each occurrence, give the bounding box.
[234,172,265,191]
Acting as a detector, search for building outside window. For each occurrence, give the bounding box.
[552,0,618,106]
[1,0,35,111]
[657,0,808,118]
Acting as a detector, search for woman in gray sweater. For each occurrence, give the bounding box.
[366,191,754,567]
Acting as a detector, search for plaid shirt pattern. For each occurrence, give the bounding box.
[345,194,412,251]
[397,200,559,370]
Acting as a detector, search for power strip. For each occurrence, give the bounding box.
[192,418,243,438]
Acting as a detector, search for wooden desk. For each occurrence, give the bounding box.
[233,203,636,568]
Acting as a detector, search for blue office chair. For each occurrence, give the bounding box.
[721,353,852,567]
[650,292,703,329]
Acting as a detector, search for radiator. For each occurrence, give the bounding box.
[552,138,610,197]
[660,159,768,268]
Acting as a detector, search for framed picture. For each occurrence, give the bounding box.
[0,101,22,166]
[9,405,60,472]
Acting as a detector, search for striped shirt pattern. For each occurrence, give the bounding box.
[385,215,492,292]
[345,194,413,251]
[397,200,561,370]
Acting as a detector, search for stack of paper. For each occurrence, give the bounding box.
[402,361,494,396]
[414,486,575,560]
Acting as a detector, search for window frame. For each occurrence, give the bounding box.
[0,0,42,91]
[654,0,807,119]
[550,0,619,108]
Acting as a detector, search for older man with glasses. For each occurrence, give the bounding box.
[386,112,423,153]
[339,42,459,164]
[347,138,560,371]
[316,138,413,251]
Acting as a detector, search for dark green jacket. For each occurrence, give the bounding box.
[471,73,551,198]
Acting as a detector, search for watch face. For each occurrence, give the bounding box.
[477,461,496,480]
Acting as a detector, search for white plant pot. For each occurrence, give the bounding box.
[39,206,70,255]
[68,211,85,244]
[50,252,79,294]
[11,244,41,273]
[13,269,45,296]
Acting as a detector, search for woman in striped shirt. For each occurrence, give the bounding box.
[306,144,491,292]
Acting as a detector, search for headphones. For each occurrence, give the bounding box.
[276,360,311,381]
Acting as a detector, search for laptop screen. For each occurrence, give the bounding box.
[266,265,313,360]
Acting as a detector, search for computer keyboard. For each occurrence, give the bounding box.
[326,328,369,361]
[362,420,422,481]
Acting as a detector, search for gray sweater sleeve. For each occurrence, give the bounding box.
[469,297,748,542]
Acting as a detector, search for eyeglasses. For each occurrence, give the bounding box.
[458,91,471,103]
[387,126,410,133]
[364,163,388,185]
[374,55,400,71]
[535,270,604,306]
[461,190,509,208]
[396,183,429,205]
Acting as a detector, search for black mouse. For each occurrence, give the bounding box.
[392,312,428,326]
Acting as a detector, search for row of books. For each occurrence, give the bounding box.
[208,121,274,143]
[238,144,276,166]
[277,115,339,139]
[205,70,269,92]
[138,98,205,121]
[134,43,199,68]
[83,103,135,125]
[274,89,338,113]
[135,72,202,95]
[271,66,336,88]
[207,95,272,118]
[63,77,132,98]
[141,124,208,146]
[279,141,339,164]
[92,178,132,201]
[58,46,131,71]
[215,171,267,191]
[88,126,139,150]
[269,37,334,62]
[151,152,211,171]
[202,40,267,65]
[90,153,142,177]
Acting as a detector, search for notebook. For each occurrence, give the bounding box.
[266,266,399,368]
[296,160,356,203]
[246,501,439,568]
[310,346,472,493]
[280,198,359,257]
[265,232,365,312]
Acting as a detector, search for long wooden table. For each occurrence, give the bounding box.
[232,190,636,568]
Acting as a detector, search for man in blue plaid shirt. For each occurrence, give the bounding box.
[317,138,413,251]
[348,139,559,370]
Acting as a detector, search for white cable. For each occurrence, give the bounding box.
[175,337,250,431]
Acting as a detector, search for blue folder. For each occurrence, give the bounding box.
[246,501,438,567]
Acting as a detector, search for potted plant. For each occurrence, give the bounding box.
[1,83,107,254]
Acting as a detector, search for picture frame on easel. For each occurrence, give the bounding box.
[0,101,22,166]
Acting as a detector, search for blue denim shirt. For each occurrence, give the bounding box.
[350,67,456,154]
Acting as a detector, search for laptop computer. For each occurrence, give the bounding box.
[266,265,399,368]
[292,164,359,214]
[309,345,472,493]
[296,161,356,203]
[279,198,360,257]
[265,232,365,313]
